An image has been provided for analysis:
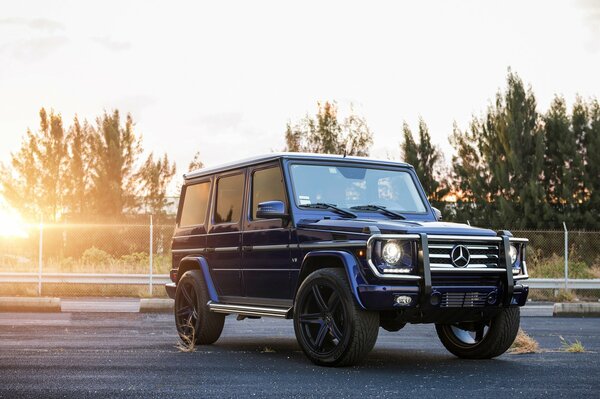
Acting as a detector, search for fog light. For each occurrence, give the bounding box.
[430,291,441,306]
[395,295,412,306]
[487,291,498,305]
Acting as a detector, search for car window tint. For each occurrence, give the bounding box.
[214,174,244,224]
[179,182,210,227]
[251,166,286,219]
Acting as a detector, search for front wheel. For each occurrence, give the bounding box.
[435,307,520,359]
[293,268,379,367]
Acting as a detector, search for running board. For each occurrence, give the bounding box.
[207,301,291,318]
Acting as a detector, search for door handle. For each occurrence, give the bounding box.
[242,246,253,252]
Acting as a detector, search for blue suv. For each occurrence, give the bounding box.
[166,153,528,366]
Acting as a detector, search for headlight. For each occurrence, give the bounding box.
[509,245,518,265]
[382,241,402,265]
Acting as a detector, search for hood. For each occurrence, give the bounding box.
[296,217,496,236]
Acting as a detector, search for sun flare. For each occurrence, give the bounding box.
[0,207,29,238]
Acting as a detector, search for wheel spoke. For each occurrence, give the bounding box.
[329,319,343,341]
[312,285,328,311]
[176,306,192,317]
[299,313,322,324]
[314,323,328,349]
[328,293,340,313]
[181,284,194,307]
[475,327,484,342]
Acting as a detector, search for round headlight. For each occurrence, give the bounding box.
[509,245,518,265]
[382,241,402,265]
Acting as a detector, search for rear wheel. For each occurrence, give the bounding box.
[175,270,225,345]
[435,307,520,359]
[293,268,379,367]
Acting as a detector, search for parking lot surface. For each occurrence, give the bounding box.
[0,312,598,398]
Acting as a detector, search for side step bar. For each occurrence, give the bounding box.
[207,301,291,318]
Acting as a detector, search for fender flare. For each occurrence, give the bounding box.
[299,250,367,309]
[178,256,219,302]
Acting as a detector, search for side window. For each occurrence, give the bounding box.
[179,182,210,227]
[251,166,286,219]
[214,173,244,224]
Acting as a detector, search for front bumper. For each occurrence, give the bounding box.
[358,232,529,313]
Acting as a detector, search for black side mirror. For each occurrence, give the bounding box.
[432,207,442,221]
[256,200,288,219]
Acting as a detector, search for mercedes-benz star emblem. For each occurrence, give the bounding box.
[450,245,471,268]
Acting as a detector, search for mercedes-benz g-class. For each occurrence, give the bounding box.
[166,153,528,366]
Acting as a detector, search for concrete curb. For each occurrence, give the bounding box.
[553,302,600,317]
[140,298,173,313]
[0,297,61,312]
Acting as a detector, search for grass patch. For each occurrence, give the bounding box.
[560,336,586,353]
[509,328,540,354]
[261,346,276,353]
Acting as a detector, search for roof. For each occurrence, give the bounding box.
[183,152,412,180]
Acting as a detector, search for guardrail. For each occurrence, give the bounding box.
[1,273,599,293]
[527,278,600,290]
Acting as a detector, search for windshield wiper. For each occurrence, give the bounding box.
[350,205,406,220]
[300,203,357,218]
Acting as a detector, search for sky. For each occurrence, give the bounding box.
[1,0,599,195]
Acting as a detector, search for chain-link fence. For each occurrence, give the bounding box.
[0,218,174,297]
[0,222,598,300]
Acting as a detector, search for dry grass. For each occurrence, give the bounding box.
[175,320,197,353]
[509,328,540,354]
[560,336,586,353]
[261,346,276,353]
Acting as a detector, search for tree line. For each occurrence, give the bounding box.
[284,71,600,230]
[2,70,598,229]
[0,110,185,223]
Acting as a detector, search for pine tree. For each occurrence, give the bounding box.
[136,153,176,217]
[0,108,67,221]
[90,110,142,218]
[188,151,204,172]
[284,101,373,156]
[65,116,93,216]
[401,119,448,209]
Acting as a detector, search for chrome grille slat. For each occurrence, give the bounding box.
[441,292,487,308]
[428,239,501,270]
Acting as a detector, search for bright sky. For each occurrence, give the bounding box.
[1,0,599,190]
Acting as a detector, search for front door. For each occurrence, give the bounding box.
[242,163,292,299]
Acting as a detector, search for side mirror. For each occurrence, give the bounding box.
[256,200,288,219]
[432,207,442,221]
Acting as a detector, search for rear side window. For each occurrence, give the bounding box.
[179,182,210,227]
[214,173,244,224]
[251,167,286,219]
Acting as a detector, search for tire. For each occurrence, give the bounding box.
[435,307,520,359]
[293,268,379,367]
[174,270,225,345]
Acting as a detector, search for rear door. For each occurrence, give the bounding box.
[242,162,293,299]
[206,170,246,297]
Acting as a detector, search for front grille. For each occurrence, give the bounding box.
[428,240,501,269]
[441,292,487,308]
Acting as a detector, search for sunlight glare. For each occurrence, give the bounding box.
[0,207,29,238]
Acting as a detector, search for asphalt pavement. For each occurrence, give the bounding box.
[0,311,598,398]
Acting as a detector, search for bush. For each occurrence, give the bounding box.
[81,247,114,266]
[528,253,595,279]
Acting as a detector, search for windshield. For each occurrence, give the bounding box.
[289,164,428,214]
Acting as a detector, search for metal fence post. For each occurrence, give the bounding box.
[38,217,43,296]
[563,222,568,291]
[149,215,153,296]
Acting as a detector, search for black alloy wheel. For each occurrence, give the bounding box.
[435,307,520,359]
[294,268,379,366]
[174,270,225,345]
